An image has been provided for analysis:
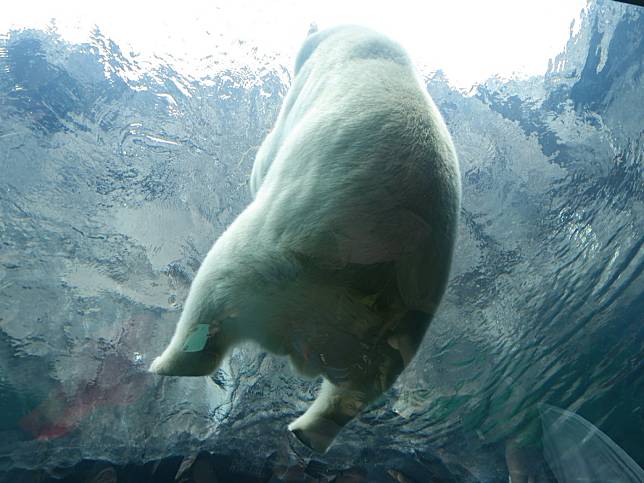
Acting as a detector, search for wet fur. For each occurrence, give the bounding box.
[150,25,460,453]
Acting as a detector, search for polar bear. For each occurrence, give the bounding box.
[149,25,461,453]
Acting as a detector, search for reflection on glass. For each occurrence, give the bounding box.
[541,404,644,483]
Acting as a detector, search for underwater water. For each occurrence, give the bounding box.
[0,0,642,482]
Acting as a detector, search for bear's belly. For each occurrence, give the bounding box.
[288,325,403,389]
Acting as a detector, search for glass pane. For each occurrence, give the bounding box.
[1,1,642,481]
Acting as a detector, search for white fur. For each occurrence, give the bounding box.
[150,26,461,453]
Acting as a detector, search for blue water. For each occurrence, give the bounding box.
[0,2,642,482]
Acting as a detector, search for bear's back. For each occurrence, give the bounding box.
[251,26,417,197]
[248,26,461,313]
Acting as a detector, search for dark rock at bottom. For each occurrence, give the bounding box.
[0,448,469,483]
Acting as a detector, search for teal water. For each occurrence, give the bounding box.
[0,2,642,481]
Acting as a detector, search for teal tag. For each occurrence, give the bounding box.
[182,324,210,352]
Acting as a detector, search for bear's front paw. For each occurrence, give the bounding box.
[148,356,166,374]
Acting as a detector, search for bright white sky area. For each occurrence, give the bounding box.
[1,0,587,88]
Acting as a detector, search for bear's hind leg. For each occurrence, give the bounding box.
[288,346,404,454]
[387,310,430,367]
[288,378,368,453]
